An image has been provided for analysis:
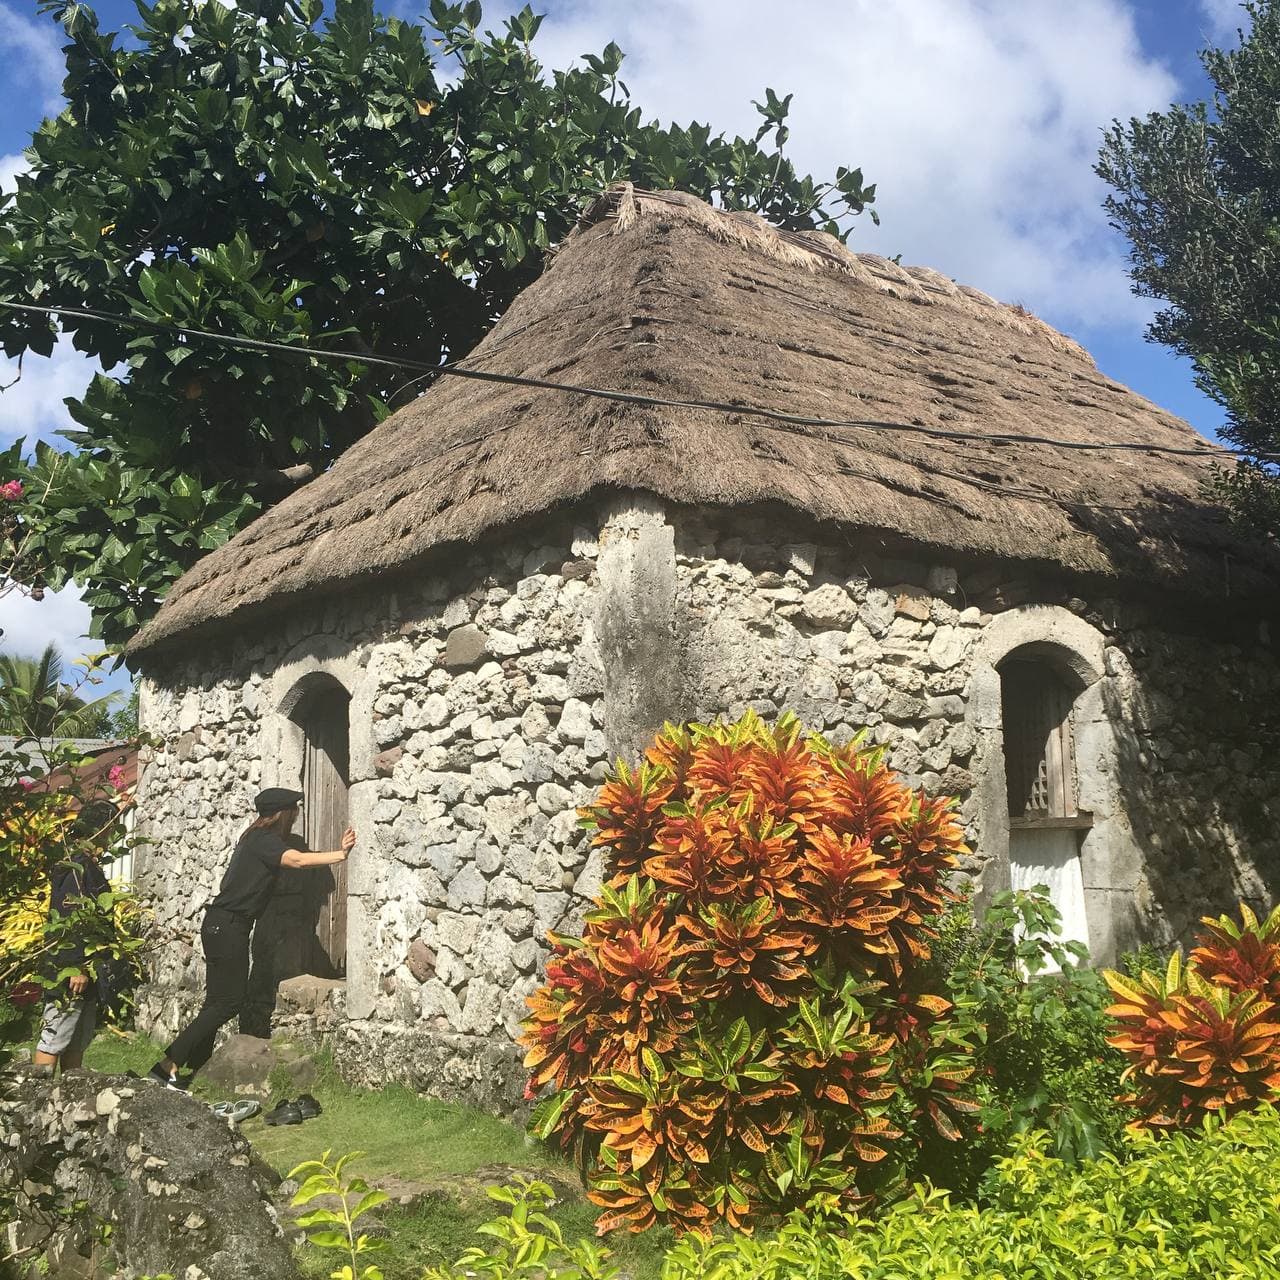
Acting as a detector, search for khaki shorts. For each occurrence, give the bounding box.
[36,996,97,1057]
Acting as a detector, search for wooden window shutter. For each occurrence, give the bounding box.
[1000,659,1078,820]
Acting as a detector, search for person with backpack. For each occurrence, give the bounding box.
[32,803,116,1074]
[149,788,355,1088]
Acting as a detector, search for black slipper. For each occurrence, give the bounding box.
[264,1098,304,1126]
[296,1093,323,1120]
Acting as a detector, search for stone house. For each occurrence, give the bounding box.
[127,185,1280,1110]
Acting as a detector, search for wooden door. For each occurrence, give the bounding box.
[301,687,350,974]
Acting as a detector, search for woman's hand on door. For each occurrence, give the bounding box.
[282,831,357,868]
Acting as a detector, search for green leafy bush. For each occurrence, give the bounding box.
[422,1107,1280,1279]
[662,1104,1280,1280]
[926,889,1133,1186]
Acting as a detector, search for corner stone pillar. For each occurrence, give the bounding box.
[344,777,380,1019]
[595,496,694,761]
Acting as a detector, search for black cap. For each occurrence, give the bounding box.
[254,787,304,816]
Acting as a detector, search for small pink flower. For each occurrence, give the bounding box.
[18,778,34,792]
[108,763,126,790]
[0,480,22,501]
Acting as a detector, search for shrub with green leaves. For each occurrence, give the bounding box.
[927,889,1133,1186]
[423,1107,1280,1280]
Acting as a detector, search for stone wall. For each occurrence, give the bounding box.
[137,508,617,1108]
[135,494,1280,1109]
[1098,618,1280,943]
[669,506,1280,953]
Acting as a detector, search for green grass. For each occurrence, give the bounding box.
[81,1031,669,1279]
[80,1027,171,1077]
[295,1190,672,1280]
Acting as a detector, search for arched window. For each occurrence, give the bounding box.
[999,654,1093,959]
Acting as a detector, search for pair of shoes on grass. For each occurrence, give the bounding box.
[211,1098,262,1124]
[264,1093,322,1126]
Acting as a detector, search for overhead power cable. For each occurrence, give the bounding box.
[1,298,1273,463]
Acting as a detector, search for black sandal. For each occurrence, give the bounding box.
[264,1098,303,1126]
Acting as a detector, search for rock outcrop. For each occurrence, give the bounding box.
[0,1067,298,1280]
[201,1033,319,1097]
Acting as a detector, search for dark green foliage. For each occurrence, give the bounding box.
[1120,940,1168,980]
[104,686,140,740]
[0,0,874,648]
[914,890,1133,1196]
[0,438,258,644]
[1097,1,1280,534]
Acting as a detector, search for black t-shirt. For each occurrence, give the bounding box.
[207,829,288,922]
[44,852,112,977]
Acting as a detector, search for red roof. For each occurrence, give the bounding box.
[42,742,140,811]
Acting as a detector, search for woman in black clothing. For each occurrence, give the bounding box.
[149,787,355,1087]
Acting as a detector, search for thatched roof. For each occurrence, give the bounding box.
[129,184,1279,657]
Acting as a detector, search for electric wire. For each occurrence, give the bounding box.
[1,299,1271,465]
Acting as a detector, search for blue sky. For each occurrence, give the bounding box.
[0,0,1254,672]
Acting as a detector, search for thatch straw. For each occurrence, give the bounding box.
[128,184,1278,656]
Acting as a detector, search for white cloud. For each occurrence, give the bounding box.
[535,0,1178,336]
[0,152,26,197]
[1198,0,1251,38]
[0,581,134,695]
[0,340,99,450]
[0,2,65,113]
[0,580,92,660]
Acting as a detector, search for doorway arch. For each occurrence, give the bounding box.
[266,666,356,979]
[970,606,1140,965]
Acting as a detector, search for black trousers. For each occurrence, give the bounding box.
[166,908,252,1070]
[239,921,278,1038]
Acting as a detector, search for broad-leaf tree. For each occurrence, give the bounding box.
[1097,1,1280,535]
[0,0,877,648]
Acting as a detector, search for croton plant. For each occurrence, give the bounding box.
[1104,903,1280,1129]
[520,711,979,1236]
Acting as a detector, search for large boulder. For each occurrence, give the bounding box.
[202,1033,318,1097]
[0,1067,299,1280]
